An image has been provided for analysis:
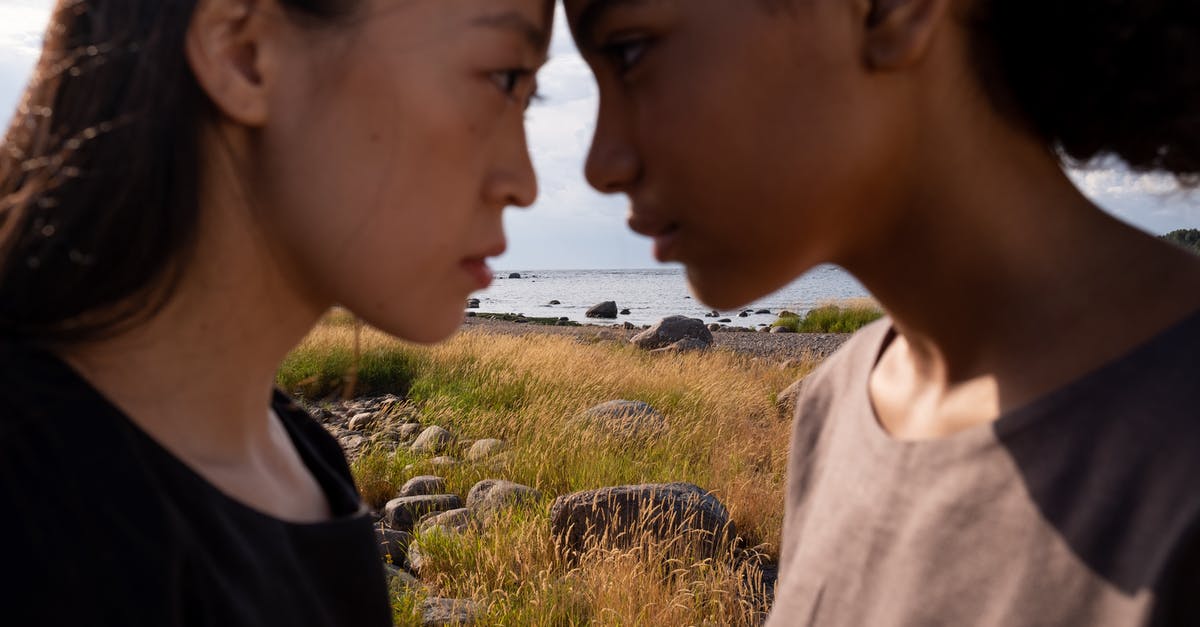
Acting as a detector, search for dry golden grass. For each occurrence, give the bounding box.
[281,316,817,625]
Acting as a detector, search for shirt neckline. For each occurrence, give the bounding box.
[22,343,369,529]
[856,305,1200,457]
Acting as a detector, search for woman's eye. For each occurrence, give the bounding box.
[491,69,530,97]
[604,38,649,74]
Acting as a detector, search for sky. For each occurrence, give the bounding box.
[2,2,1197,270]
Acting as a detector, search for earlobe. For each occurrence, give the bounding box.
[185,0,270,127]
[863,0,951,71]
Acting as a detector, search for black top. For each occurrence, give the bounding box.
[0,341,392,626]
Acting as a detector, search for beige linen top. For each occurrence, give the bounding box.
[767,314,1200,627]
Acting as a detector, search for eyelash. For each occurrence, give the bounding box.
[491,69,541,109]
[601,37,650,75]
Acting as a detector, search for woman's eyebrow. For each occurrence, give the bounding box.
[471,11,551,50]
[573,0,649,50]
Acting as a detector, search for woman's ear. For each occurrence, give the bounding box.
[186,0,272,126]
[863,0,952,71]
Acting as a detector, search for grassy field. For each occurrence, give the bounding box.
[279,315,818,625]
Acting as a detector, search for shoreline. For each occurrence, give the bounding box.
[459,315,852,362]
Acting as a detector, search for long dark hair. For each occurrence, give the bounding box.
[0,0,358,346]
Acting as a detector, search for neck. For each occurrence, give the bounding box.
[59,168,327,463]
[838,113,1200,416]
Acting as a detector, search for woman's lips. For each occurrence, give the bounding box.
[460,258,494,290]
[629,214,681,262]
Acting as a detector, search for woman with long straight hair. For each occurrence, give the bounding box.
[0,0,552,624]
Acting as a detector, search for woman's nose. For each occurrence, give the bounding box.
[584,103,640,194]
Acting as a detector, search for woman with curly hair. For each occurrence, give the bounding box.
[0,0,551,624]
[564,0,1199,624]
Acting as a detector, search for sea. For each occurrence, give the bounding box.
[471,265,870,328]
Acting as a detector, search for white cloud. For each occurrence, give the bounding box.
[1069,166,1200,235]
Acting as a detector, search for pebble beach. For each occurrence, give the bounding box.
[459,315,854,362]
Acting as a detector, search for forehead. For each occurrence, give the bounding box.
[381,0,557,47]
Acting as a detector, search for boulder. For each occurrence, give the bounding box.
[399,475,446,498]
[549,483,734,559]
[421,598,480,627]
[581,400,668,439]
[770,326,795,334]
[466,480,541,521]
[755,309,771,315]
[631,316,713,350]
[466,438,507,461]
[587,301,619,319]
[411,426,454,454]
[508,272,522,279]
[467,298,480,309]
[418,508,472,535]
[738,312,751,318]
[620,309,632,316]
[383,495,463,532]
[707,323,722,332]
[776,378,805,418]
[718,318,732,323]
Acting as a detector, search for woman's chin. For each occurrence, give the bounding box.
[362,308,465,346]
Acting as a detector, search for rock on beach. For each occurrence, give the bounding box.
[631,316,713,350]
[587,301,619,319]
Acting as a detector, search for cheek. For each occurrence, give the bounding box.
[258,70,492,309]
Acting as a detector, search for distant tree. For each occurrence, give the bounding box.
[1161,229,1200,254]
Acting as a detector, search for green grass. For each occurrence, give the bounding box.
[277,314,816,625]
[771,302,884,334]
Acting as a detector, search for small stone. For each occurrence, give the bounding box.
[509,272,522,279]
[549,300,561,305]
[466,480,541,522]
[384,495,463,532]
[348,412,376,432]
[399,423,424,441]
[375,527,412,564]
[384,564,420,594]
[620,309,632,315]
[581,400,667,439]
[466,439,507,461]
[411,426,454,454]
[770,326,795,334]
[418,508,472,535]
[399,475,446,498]
[431,456,460,468]
[420,597,480,626]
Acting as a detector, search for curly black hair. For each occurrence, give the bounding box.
[969,0,1200,185]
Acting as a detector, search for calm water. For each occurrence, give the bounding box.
[471,265,870,327]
